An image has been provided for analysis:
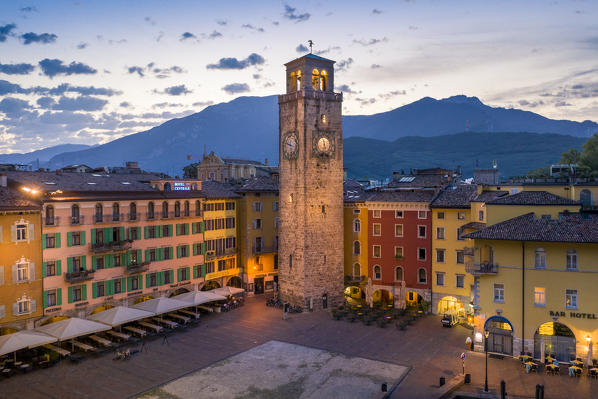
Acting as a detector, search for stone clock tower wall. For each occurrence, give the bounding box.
[278,54,344,310]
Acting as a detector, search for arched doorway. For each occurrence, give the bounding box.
[406,291,422,308]
[534,322,576,362]
[227,276,242,288]
[169,288,190,297]
[344,286,364,304]
[484,316,514,355]
[201,280,221,291]
[437,296,464,317]
[373,289,394,308]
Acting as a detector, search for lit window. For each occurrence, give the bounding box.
[566,289,577,309]
[493,284,504,303]
[534,287,546,307]
[457,212,466,220]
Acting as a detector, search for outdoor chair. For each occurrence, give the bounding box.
[589,368,598,379]
[396,321,406,331]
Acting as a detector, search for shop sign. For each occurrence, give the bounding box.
[127,290,142,297]
[45,307,62,314]
[550,310,598,319]
[75,301,89,308]
[174,182,191,191]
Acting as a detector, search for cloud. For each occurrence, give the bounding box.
[39,59,97,78]
[20,6,37,12]
[355,97,377,107]
[353,37,388,46]
[0,62,35,75]
[517,99,544,108]
[253,74,261,79]
[180,32,197,41]
[207,53,265,70]
[152,102,183,109]
[222,83,250,94]
[315,46,341,55]
[119,101,132,108]
[378,90,407,100]
[0,97,32,117]
[555,101,572,107]
[77,42,88,49]
[36,97,55,108]
[0,80,28,95]
[296,44,308,53]
[336,58,354,71]
[372,9,382,14]
[128,66,145,77]
[216,20,227,26]
[46,83,120,96]
[408,25,419,30]
[284,4,310,22]
[20,32,57,45]
[371,64,382,69]
[154,84,192,96]
[128,64,186,79]
[38,110,95,125]
[52,96,108,111]
[0,24,17,42]
[193,101,214,107]
[144,16,156,26]
[337,84,357,94]
[242,24,264,33]
[206,30,223,39]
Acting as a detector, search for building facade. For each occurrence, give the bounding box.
[343,180,369,297]
[196,151,277,183]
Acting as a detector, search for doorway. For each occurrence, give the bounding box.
[254,277,264,294]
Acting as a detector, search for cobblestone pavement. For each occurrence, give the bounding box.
[0,296,596,399]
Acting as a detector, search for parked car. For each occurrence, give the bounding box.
[442,312,458,327]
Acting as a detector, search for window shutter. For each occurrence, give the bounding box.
[12,303,18,316]
[43,292,48,309]
[67,232,73,247]
[29,262,35,281]
[56,260,61,275]
[136,227,141,239]
[0,265,4,285]
[121,277,126,292]
[10,225,16,242]
[168,225,173,237]
[193,265,198,279]
[91,228,96,243]
[144,226,149,239]
[56,232,61,248]
[92,282,98,299]
[67,257,73,273]
[42,262,47,278]
[177,268,182,282]
[81,256,86,269]
[121,253,127,266]
[30,299,36,313]
[193,244,197,256]
[185,267,190,281]
[106,255,113,268]
[80,231,86,245]
[185,223,189,234]
[146,273,151,288]
[28,223,34,241]
[202,242,206,255]
[106,280,114,296]
[0,305,4,319]
[137,249,142,262]
[57,288,62,305]
[12,264,17,283]
[176,224,180,236]
[82,284,87,300]
[192,223,196,234]
[145,249,150,262]
[157,248,163,261]
[92,256,97,271]
[138,275,142,289]
[170,269,174,282]
[42,234,47,249]
[120,226,125,240]
[104,228,111,243]
[177,246,181,258]
[68,286,73,303]
[158,271,164,286]
[157,226,163,238]
[185,245,190,257]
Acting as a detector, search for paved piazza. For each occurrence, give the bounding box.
[1,295,597,399]
[137,340,408,399]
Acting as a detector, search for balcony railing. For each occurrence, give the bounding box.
[344,275,366,284]
[65,269,95,283]
[252,245,276,254]
[206,248,238,260]
[463,247,474,257]
[125,262,150,274]
[128,212,140,221]
[70,215,84,225]
[90,239,133,253]
[44,216,60,227]
[465,261,498,275]
[205,267,242,281]
[108,213,125,222]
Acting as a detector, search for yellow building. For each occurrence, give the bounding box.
[0,183,43,330]
[466,192,596,362]
[200,181,241,290]
[236,176,279,294]
[343,181,369,301]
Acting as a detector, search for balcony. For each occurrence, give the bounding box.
[252,245,276,254]
[128,212,140,222]
[463,247,474,257]
[206,248,238,261]
[125,262,150,274]
[344,275,365,284]
[205,267,242,281]
[465,261,498,275]
[44,216,60,227]
[90,239,133,253]
[108,213,125,222]
[65,269,95,283]
[70,215,84,226]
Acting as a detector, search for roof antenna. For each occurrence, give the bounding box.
[308,40,314,54]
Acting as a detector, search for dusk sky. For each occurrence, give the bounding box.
[0,0,596,153]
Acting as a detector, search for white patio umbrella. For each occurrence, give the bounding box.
[88,306,155,327]
[131,297,190,315]
[0,330,57,359]
[174,291,226,306]
[34,317,111,341]
[211,286,244,296]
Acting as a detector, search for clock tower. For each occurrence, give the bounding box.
[278,53,344,310]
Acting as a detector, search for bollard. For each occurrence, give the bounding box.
[439,377,445,386]
[464,373,471,384]
[500,380,506,399]
[535,384,541,399]
[381,383,388,392]
[539,384,544,399]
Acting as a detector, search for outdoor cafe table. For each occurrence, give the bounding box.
[89,335,112,347]
[520,354,532,363]
[106,330,130,341]
[167,313,190,324]
[569,365,583,376]
[571,359,584,367]
[72,340,94,352]
[123,326,147,337]
[138,321,164,333]
[152,318,179,329]
[44,344,71,357]
[179,309,200,319]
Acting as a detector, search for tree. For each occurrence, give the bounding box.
[559,148,581,165]
[527,166,550,177]
[580,133,598,173]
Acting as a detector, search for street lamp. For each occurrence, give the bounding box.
[484,330,490,392]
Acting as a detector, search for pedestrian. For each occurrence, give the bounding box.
[465,336,472,351]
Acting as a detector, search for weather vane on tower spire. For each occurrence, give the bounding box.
[308,40,314,53]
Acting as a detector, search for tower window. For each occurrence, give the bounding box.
[321,114,327,123]
[321,205,325,214]
[320,70,327,91]
[312,69,320,90]
[296,70,301,90]
[290,72,297,91]
[289,254,293,269]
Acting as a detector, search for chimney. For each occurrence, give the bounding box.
[0,173,6,187]
[393,171,400,180]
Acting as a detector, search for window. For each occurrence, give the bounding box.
[184,201,190,217]
[457,212,466,220]
[174,201,181,217]
[72,232,81,246]
[372,245,381,258]
[534,287,546,307]
[149,249,157,262]
[130,251,138,265]
[112,203,120,221]
[71,204,80,224]
[225,217,235,229]
[129,202,137,220]
[373,223,381,236]
[436,249,445,263]
[456,251,465,264]
[395,267,403,281]
[272,201,279,211]
[149,273,157,287]
[73,285,82,302]
[47,290,57,307]
[97,282,105,297]
[46,261,56,277]
[535,248,546,269]
[437,212,445,219]
[130,277,139,291]
[253,218,262,229]
[353,219,360,232]
[436,272,445,286]
[95,203,103,223]
[164,247,172,260]
[436,227,445,240]
[16,224,27,241]
[46,234,56,248]
[164,270,172,284]
[353,241,361,255]
[478,210,484,221]
[457,227,465,241]
[17,262,29,281]
[493,283,504,302]
[162,225,169,237]
[96,257,104,270]
[252,201,263,212]
[354,209,360,214]
[179,245,189,257]
[418,211,427,219]
[129,227,139,241]
[225,201,235,210]
[45,206,54,225]
[456,274,465,288]
[395,210,403,218]
[418,268,427,284]
[566,249,577,270]
[418,225,426,238]
[148,202,155,219]
[114,254,121,267]
[114,279,122,294]
[180,268,189,281]
[195,200,202,216]
[566,289,577,309]
[373,210,381,218]
[17,298,31,314]
[395,224,403,237]
[162,201,169,218]
[353,263,361,278]
[394,246,403,258]
[275,217,279,230]
[418,248,426,261]
[373,265,381,280]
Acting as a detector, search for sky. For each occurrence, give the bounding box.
[0,0,597,154]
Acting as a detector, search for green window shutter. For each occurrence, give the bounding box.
[157,226,163,238]
[82,284,87,300]
[42,234,47,249]
[177,246,181,258]
[92,282,98,299]
[91,256,97,270]
[57,288,62,305]
[170,270,174,282]
[176,224,180,236]
[146,273,151,288]
[126,277,131,292]
[67,232,73,247]
[185,223,189,234]
[177,268,182,282]
[56,260,62,275]
[43,291,48,308]
[137,249,142,262]
[185,245,190,257]
[144,226,149,239]
[81,256,86,269]
[91,228,96,244]
[80,231,86,245]
[185,267,190,281]
[200,221,205,233]
[193,265,198,279]
[68,286,73,303]
[201,264,206,277]
[202,242,206,255]
[193,244,197,256]
[120,227,125,240]
[121,253,127,266]
[55,232,61,248]
[168,225,173,237]
[157,248,164,261]
[105,255,113,269]
[67,257,73,273]
[138,275,142,289]
[42,262,47,278]
[145,249,150,262]
[121,278,126,292]
[136,227,141,239]
[104,228,111,243]
[192,223,196,234]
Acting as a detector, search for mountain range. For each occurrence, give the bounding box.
[2,95,596,178]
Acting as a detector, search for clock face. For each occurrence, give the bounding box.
[283,133,299,159]
[313,132,335,157]
[317,137,330,152]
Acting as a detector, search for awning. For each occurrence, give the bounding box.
[131,297,190,315]
[173,291,227,306]
[211,287,244,296]
[88,306,155,327]
[0,330,57,356]
[34,317,111,341]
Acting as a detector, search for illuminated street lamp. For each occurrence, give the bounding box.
[484,330,490,392]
